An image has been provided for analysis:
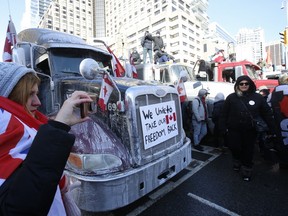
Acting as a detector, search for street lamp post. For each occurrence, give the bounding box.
[281,0,288,69]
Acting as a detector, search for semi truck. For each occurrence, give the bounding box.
[11,28,192,213]
[196,59,278,92]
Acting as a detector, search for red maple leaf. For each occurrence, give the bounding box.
[177,85,183,94]
[279,96,288,117]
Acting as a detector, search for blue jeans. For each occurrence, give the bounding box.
[143,48,153,64]
[192,119,207,145]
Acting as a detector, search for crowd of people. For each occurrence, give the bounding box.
[1,57,288,214]
[130,30,175,65]
[189,74,288,182]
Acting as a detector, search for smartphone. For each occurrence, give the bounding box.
[80,93,97,118]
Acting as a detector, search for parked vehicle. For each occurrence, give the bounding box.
[195,59,278,91]
[11,28,192,213]
[135,63,235,100]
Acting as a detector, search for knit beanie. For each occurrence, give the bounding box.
[0,62,36,97]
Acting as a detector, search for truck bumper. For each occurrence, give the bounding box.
[66,138,191,212]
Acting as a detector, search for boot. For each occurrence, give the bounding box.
[241,166,252,181]
[233,160,241,171]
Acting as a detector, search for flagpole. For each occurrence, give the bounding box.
[7,0,11,18]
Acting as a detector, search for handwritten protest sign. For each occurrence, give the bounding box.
[139,101,178,149]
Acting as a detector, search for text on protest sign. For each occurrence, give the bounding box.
[139,101,178,149]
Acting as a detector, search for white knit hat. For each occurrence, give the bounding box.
[0,62,36,97]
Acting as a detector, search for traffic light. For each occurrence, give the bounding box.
[280,29,288,45]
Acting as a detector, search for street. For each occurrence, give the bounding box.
[106,138,288,216]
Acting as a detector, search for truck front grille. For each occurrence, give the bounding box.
[127,86,183,166]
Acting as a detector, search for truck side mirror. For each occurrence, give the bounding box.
[79,58,102,80]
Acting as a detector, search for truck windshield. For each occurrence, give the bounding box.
[50,48,112,75]
[245,65,261,79]
[170,65,196,81]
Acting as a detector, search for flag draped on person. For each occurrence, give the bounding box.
[129,53,138,78]
[103,43,125,77]
[2,18,17,62]
[0,97,67,215]
[176,77,187,102]
[98,74,114,111]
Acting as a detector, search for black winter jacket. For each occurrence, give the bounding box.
[152,36,164,51]
[0,120,75,216]
[219,92,276,133]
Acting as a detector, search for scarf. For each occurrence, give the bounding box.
[0,96,48,183]
[0,97,67,216]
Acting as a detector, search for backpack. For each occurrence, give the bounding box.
[186,98,200,118]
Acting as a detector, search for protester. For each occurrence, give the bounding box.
[212,92,226,151]
[270,74,288,169]
[141,31,153,64]
[219,75,276,181]
[191,89,210,151]
[154,47,175,64]
[152,31,164,53]
[256,85,271,156]
[152,31,165,63]
[0,62,92,215]
[130,49,142,65]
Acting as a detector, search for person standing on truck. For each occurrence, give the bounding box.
[152,31,164,63]
[0,62,92,215]
[219,75,276,181]
[141,31,153,64]
[191,89,210,151]
[130,49,142,65]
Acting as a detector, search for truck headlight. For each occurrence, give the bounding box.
[67,153,123,173]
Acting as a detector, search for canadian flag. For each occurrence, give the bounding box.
[2,19,17,62]
[129,54,138,78]
[104,45,125,77]
[98,74,114,111]
[165,112,176,124]
[176,77,187,102]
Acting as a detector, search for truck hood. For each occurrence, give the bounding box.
[184,81,235,100]
[253,79,278,92]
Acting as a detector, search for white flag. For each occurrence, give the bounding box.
[2,19,17,62]
[176,77,187,102]
[98,74,114,111]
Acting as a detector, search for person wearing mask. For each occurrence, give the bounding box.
[191,89,210,151]
[152,31,164,63]
[141,31,153,64]
[130,49,142,65]
[0,62,92,215]
[270,74,288,169]
[212,92,226,151]
[219,75,276,181]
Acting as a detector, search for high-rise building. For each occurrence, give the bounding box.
[202,22,236,61]
[38,0,94,40]
[235,27,265,63]
[102,0,209,65]
[21,0,53,30]
[39,0,54,18]
[266,41,285,71]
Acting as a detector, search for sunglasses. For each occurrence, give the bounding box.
[239,82,249,86]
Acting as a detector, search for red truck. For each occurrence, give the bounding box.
[196,59,278,92]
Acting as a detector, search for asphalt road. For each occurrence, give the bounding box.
[83,138,288,216]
